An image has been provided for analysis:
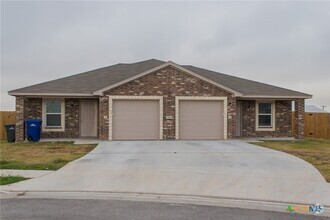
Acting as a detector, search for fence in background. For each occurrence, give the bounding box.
[304,113,330,139]
[0,111,16,140]
[292,112,330,139]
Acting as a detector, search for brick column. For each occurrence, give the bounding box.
[294,99,305,139]
[227,96,236,138]
[98,96,109,140]
[15,96,25,141]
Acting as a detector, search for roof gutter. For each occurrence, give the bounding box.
[238,95,313,99]
[8,93,312,100]
[8,92,96,97]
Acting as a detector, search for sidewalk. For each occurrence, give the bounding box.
[40,138,101,145]
[0,169,54,178]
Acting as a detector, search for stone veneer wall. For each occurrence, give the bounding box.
[15,97,80,141]
[100,66,236,140]
[241,100,292,137]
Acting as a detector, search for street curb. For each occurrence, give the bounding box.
[1,190,329,217]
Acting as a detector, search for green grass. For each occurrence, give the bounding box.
[251,138,330,182]
[0,175,29,185]
[0,141,96,170]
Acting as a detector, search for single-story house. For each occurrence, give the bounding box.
[305,105,328,113]
[9,59,311,141]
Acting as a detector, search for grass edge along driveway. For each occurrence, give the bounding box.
[251,138,330,182]
[0,175,29,185]
[0,141,97,171]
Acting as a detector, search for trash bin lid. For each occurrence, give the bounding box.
[5,124,15,129]
[24,120,42,123]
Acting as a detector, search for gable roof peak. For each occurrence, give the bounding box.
[117,58,165,65]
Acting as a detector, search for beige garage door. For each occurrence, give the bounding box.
[179,100,224,140]
[113,100,160,140]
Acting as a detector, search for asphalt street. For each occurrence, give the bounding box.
[0,198,327,220]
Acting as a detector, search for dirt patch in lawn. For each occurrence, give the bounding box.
[0,141,97,170]
[252,138,330,182]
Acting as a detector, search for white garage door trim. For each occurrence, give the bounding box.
[108,96,163,140]
[175,96,227,140]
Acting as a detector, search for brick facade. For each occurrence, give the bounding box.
[241,100,292,137]
[15,66,304,141]
[15,96,25,141]
[294,99,305,139]
[42,98,80,138]
[98,96,109,140]
[102,66,236,140]
[15,98,80,141]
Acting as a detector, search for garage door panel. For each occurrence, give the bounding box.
[113,100,160,140]
[115,119,157,125]
[180,121,220,129]
[179,100,224,140]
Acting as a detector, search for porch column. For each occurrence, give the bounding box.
[228,96,236,138]
[15,96,25,141]
[294,99,305,139]
[98,96,109,140]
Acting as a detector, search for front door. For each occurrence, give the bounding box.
[80,100,98,137]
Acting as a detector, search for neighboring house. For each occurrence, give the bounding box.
[9,59,311,141]
[305,105,328,113]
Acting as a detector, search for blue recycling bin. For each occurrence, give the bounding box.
[25,120,42,142]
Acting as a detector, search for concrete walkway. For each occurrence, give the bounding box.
[1,170,54,178]
[40,138,101,145]
[1,140,330,208]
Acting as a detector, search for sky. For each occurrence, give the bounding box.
[1,1,329,111]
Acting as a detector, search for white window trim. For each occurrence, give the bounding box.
[175,96,228,140]
[42,98,65,132]
[255,100,275,131]
[108,96,163,140]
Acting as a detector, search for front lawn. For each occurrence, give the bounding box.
[0,175,29,185]
[0,141,96,170]
[251,138,330,182]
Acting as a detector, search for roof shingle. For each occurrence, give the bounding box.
[9,59,311,98]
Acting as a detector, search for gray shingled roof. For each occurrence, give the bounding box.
[10,59,165,94]
[9,59,311,98]
[182,65,311,97]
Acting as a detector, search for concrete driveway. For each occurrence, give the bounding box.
[2,140,330,206]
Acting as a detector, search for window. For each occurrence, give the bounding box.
[256,101,275,131]
[42,99,65,131]
[258,103,272,127]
